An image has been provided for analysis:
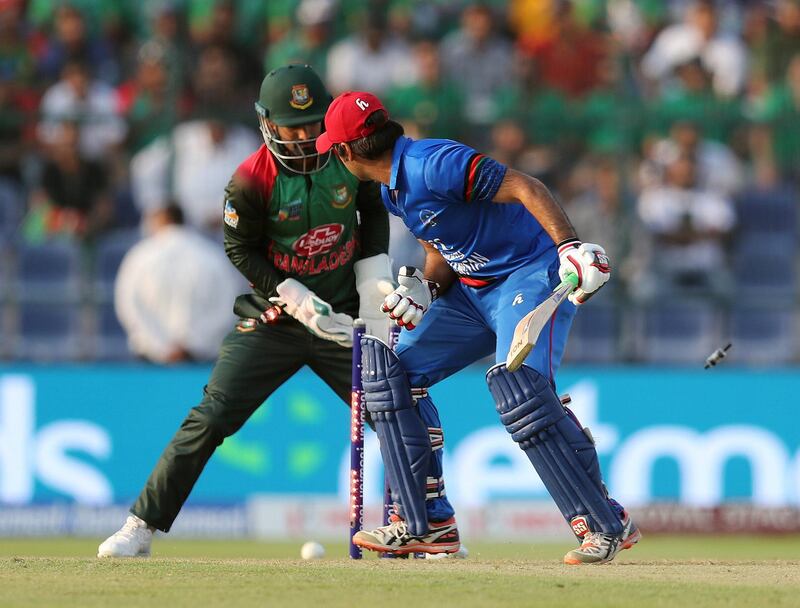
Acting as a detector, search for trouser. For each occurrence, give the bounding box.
[131,317,352,532]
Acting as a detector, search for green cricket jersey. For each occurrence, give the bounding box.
[222,145,388,315]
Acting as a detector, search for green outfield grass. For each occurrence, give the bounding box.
[1,536,799,608]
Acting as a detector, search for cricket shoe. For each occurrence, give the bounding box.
[97,515,153,558]
[563,512,641,565]
[353,514,460,555]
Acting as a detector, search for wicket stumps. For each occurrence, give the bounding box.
[348,320,366,559]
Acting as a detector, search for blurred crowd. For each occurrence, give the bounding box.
[0,0,799,363]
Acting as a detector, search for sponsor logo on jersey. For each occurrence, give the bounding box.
[224,200,239,228]
[292,223,344,256]
[268,234,357,276]
[289,84,313,110]
[278,199,303,221]
[419,209,438,228]
[428,239,490,275]
[332,184,352,209]
[512,293,524,306]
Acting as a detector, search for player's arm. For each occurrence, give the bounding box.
[222,175,283,299]
[420,239,457,293]
[493,168,611,305]
[355,180,390,257]
[354,180,394,337]
[492,168,577,245]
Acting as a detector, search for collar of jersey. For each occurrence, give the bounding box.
[388,136,412,189]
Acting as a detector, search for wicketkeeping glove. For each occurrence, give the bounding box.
[381,266,438,330]
[557,239,611,305]
[269,278,354,347]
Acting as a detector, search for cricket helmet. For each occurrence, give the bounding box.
[254,64,332,174]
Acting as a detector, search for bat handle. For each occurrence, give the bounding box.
[564,272,579,290]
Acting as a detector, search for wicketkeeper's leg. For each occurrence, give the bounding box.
[131,321,334,532]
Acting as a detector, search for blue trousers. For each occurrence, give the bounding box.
[395,254,576,521]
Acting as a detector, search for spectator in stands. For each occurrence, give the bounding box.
[753,0,800,84]
[325,6,416,95]
[566,158,629,271]
[517,1,609,98]
[487,119,545,179]
[24,120,112,242]
[36,4,118,85]
[130,111,259,235]
[0,72,28,188]
[646,56,742,144]
[140,1,189,95]
[440,2,512,132]
[641,120,743,197]
[114,204,241,364]
[384,38,465,140]
[189,0,262,96]
[0,0,37,94]
[748,53,800,182]
[117,41,177,153]
[641,0,747,98]
[38,59,126,161]
[265,0,336,77]
[129,43,259,235]
[634,153,736,299]
[492,50,568,159]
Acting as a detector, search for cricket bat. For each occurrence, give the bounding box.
[505,272,579,372]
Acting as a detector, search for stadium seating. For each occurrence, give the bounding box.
[91,301,134,361]
[729,307,796,365]
[13,301,83,361]
[12,240,84,302]
[633,300,722,364]
[564,303,619,363]
[91,229,140,302]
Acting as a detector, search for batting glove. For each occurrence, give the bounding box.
[557,239,611,305]
[381,266,438,330]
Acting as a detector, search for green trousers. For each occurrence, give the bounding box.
[131,317,352,532]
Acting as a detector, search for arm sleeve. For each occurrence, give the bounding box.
[355,180,390,258]
[422,142,507,204]
[222,174,283,299]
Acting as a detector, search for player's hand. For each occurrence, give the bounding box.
[381,266,437,330]
[354,253,396,339]
[557,240,611,305]
[270,278,354,347]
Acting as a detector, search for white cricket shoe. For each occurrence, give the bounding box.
[353,514,461,555]
[97,515,153,558]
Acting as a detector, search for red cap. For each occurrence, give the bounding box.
[316,91,387,153]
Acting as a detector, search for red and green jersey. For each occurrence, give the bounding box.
[223,145,388,314]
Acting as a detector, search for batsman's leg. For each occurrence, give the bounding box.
[492,262,638,564]
[352,336,460,555]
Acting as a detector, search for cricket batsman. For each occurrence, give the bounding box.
[316,91,641,564]
[98,66,392,557]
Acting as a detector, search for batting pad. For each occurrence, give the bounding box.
[486,363,623,536]
[362,336,431,536]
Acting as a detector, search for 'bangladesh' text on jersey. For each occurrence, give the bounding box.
[380,137,554,279]
[223,145,362,310]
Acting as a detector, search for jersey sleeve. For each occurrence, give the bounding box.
[422,142,507,204]
[223,164,282,300]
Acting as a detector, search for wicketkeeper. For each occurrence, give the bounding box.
[98,65,392,557]
[317,91,642,564]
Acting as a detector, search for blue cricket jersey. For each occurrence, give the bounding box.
[380,136,554,278]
